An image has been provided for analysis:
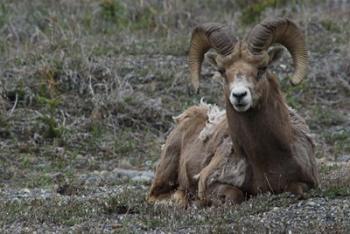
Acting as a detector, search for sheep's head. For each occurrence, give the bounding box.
[189,18,308,112]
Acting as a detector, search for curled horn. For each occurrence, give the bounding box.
[246,18,308,85]
[189,23,237,93]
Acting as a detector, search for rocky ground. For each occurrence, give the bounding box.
[0,0,350,233]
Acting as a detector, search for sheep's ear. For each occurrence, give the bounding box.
[267,46,284,65]
[206,52,224,69]
[206,52,226,78]
[206,52,219,67]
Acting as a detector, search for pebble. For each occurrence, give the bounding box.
[306,201,316,206]
[111,223,122,229]
[337,155,350,162]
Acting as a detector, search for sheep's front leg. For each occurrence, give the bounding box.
[148,129,182,203]
[196,152,224,202]
[196,153,245,206]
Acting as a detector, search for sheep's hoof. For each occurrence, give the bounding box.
[219,185,244,205]
[209,184,244,206]
[172,190,189,208]
[286,182,309,199]
[147,195,157,204]
[147,192,173,205]
[193,199,212,208]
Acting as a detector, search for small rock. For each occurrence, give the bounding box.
[131,175,152,184]
[111,223,122,229]
[100,170,109,177]
[85,176,101,186]
[54,147,65,156]
[306,201,316,206]
[337,155,350,162]
[279,64,287,69]
[22,188,31,194]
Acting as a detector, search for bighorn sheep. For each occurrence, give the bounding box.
[148,18,319,207]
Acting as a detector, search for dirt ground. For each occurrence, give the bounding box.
[0,0,349,233]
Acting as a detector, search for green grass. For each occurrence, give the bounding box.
[240,0,290,25]
[320,19,342,33]
[280,77,309,110]
[322,186,350,199]
[308,105,346,130]
[0,196,101,226]
[322,129,350,156]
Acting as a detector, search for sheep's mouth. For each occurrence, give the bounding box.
[233,102,250,112]
[236,103,246,107]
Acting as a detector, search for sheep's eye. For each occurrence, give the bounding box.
[257,67,267,80]
[218,67,226,76]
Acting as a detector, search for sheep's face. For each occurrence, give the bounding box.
[225,61,260,112]
[208,44,284,112]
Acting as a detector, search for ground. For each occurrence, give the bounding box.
[0,0,350,233]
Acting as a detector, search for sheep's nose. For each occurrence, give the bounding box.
[232,91,247,101]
